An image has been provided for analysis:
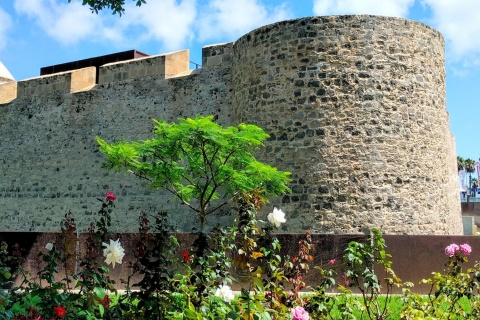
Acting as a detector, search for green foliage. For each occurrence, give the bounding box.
[304,264,337,318]
[457,156,465,172]
[341,228,402,320]
[0,241,16,319]
[401,246,480,319]
[4,196,480,320]
[463,158,476,174]
[97,115,291,230]
[68,0,146,15]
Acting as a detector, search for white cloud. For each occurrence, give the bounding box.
[0,7,13,51]
[13,0,196,51]
[197,0,291,41]
[121,0,196,50]
[13,0,108,45]
[421,0,480,60]
[313,0,414,17]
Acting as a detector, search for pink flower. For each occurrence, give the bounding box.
[291,306,309,320]
[328,259,335,265]
[105,191,116,201]
[460,243,472,255]
[445,243,460,256]
[341,272,351,287]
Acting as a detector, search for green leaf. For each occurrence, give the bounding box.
[98,304,105,317]
[94,287,106,299]
[184,308,200,319]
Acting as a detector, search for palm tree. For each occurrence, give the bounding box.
[464,158,476,192]
[457,156,465,172]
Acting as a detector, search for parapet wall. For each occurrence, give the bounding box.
[0,15,462,234]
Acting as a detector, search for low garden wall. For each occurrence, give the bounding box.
[1,232,477,294]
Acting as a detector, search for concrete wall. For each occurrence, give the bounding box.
[2,232,477,294]
[0,15,461,234]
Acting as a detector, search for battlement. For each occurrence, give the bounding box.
[0,43,233,104]
[16,67,96,98]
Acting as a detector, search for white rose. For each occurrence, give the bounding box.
[102,239,125,268]
[45,243,53,251]
[267,207,286,228]
[215,284,235,303]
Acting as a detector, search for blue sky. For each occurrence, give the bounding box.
[0,0,479,161]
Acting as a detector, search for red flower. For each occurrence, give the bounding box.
[53,306,66,318]
[98,295,111,308]
[328,259,335,265]
[182,251,191,263]
[105,191,116,201]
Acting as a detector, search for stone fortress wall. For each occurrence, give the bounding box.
[0,15,462,234]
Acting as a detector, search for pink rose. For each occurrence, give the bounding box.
[105,191,116,201]
[459,243,472,255]
[445,243,460,256]
[328,259,335,265]
[291,306,309,320]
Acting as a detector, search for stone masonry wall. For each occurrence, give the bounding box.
[0,48,233,232]
[0,15,461,234]
[232,15,462,234]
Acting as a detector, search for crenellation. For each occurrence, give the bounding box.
[17,72,71,97]
[70,67,96,92]
[0,81,17,104]
[16,67,97,98]
[202,43,233,68]
[98,50,189,84]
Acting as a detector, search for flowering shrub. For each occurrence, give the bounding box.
[97,295,111,308]
[460,243,472,255]
[214,284,235,303]
[181,251,190,263]
[53,305,67,318]
[102,239,125,268]
[291,306,309,320]
[267,207,286,228]
[402,242,480,319]
[445,243,460,256]
[4,194,480,319]
[105,191,116,201]
[45,243,53,251]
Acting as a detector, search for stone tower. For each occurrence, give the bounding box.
[232,15,461,234]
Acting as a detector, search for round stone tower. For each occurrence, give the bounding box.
[232,15,461,234]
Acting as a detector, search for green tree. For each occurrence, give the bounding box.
[96,115,291,231]
[457,156,465,172]
[68,0,146,15]
[464,158,476,189]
